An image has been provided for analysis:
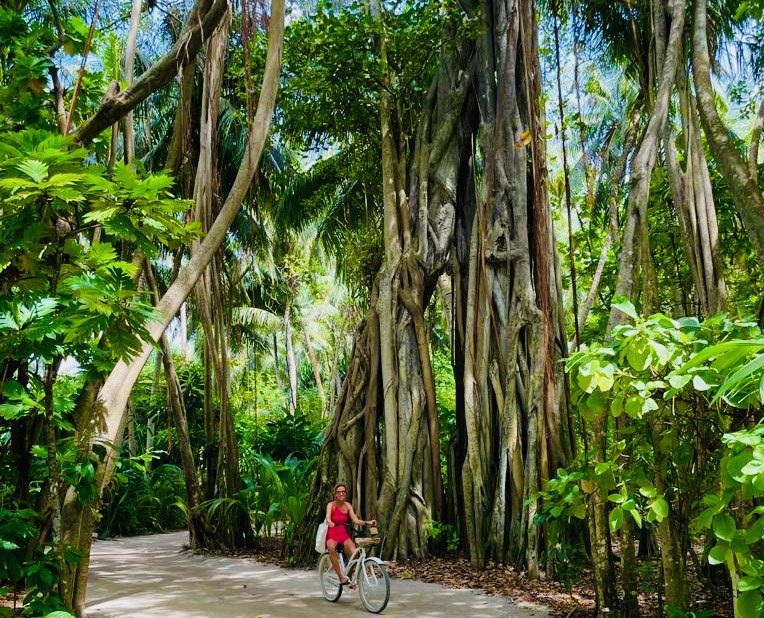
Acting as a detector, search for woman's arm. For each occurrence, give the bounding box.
[347,504,370,526]
[325,502,335,526]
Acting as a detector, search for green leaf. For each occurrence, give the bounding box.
[625,395,643,418]
[630,509,642,528]
[609,505,624,532]
[651,497,669,520]
[668,374,692,389]
[649,340,671,365]
[16,158,48,182]
[708,543,729,565]
[738,576,764,592]
[693,374,714,391]
[735,590,763,617]
[713,514,737,542]
[612,299,639,321]
[626,344,650,371]
[642,397,659,414]
[595,462,611,475]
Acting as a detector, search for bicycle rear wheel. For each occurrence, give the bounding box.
[319,553,342,602]
[358,558,390,613]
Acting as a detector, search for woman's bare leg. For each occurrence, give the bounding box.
[344,538,358,585]
[326,540,348,582]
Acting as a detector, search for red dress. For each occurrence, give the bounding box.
[326,503,351,548]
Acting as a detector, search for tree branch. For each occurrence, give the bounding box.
[75,0,228,145]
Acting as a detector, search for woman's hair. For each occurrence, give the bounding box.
[333,483,347,493]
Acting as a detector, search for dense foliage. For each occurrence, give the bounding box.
[0,0,763,616]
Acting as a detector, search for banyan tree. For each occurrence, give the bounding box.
[294,0,574,572]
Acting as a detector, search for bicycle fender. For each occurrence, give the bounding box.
[364,557,384,565]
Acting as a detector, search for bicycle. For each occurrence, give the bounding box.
[318,523,390,613]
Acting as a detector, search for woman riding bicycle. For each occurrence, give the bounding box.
[325,483,375,588]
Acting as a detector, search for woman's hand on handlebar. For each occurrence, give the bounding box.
[366,519,376,527]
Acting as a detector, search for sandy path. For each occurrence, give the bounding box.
[85,531,549,617]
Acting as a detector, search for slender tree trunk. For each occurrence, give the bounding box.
[123,0,141,164]
[665,67,726,315]
[58,1,284,609]
[692,0,764,264]
[651,418,688,608]
[302,326,327,415]
[144,261,213,549]
[578,111,640,329]
[552,0,580,347]
[284,303,298,414]
[609,0,685,328]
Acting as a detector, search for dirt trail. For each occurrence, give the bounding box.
[85,531,550,617]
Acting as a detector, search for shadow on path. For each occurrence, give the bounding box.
[86,531,549,617]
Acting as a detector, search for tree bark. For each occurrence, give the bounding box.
[692,0,764,264]
[144,261,213,549]
[284,303,298,414]
[664,67,726,315]
[456,0,573,572]
[123,0,142,164]
[302,326,327,415]
[58,0,284,610]
[75,0,228,145]
[609,0,685,327]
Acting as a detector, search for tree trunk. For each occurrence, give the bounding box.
[294,0,573,573]
[58,0,284,610]
[456,0,573,572]
[144,261,213,549]
[123,0,141,164]
[651,418,688,609]
[284,303,298,414]
[692,0,764,264]
[664,68,727,316]
[292,29,472,563]
[609,0,685,327]
[302,326,327,416]
[190,9,252,548]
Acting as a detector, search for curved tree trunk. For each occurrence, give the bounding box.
[692,0,764,264]
[609,0,685,328]
[123,0,141,164]
[58,1,284,611]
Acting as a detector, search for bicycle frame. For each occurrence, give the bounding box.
[337,545,384,586]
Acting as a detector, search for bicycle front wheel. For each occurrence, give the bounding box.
[358,558,390,613]
[318,553,342,602]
